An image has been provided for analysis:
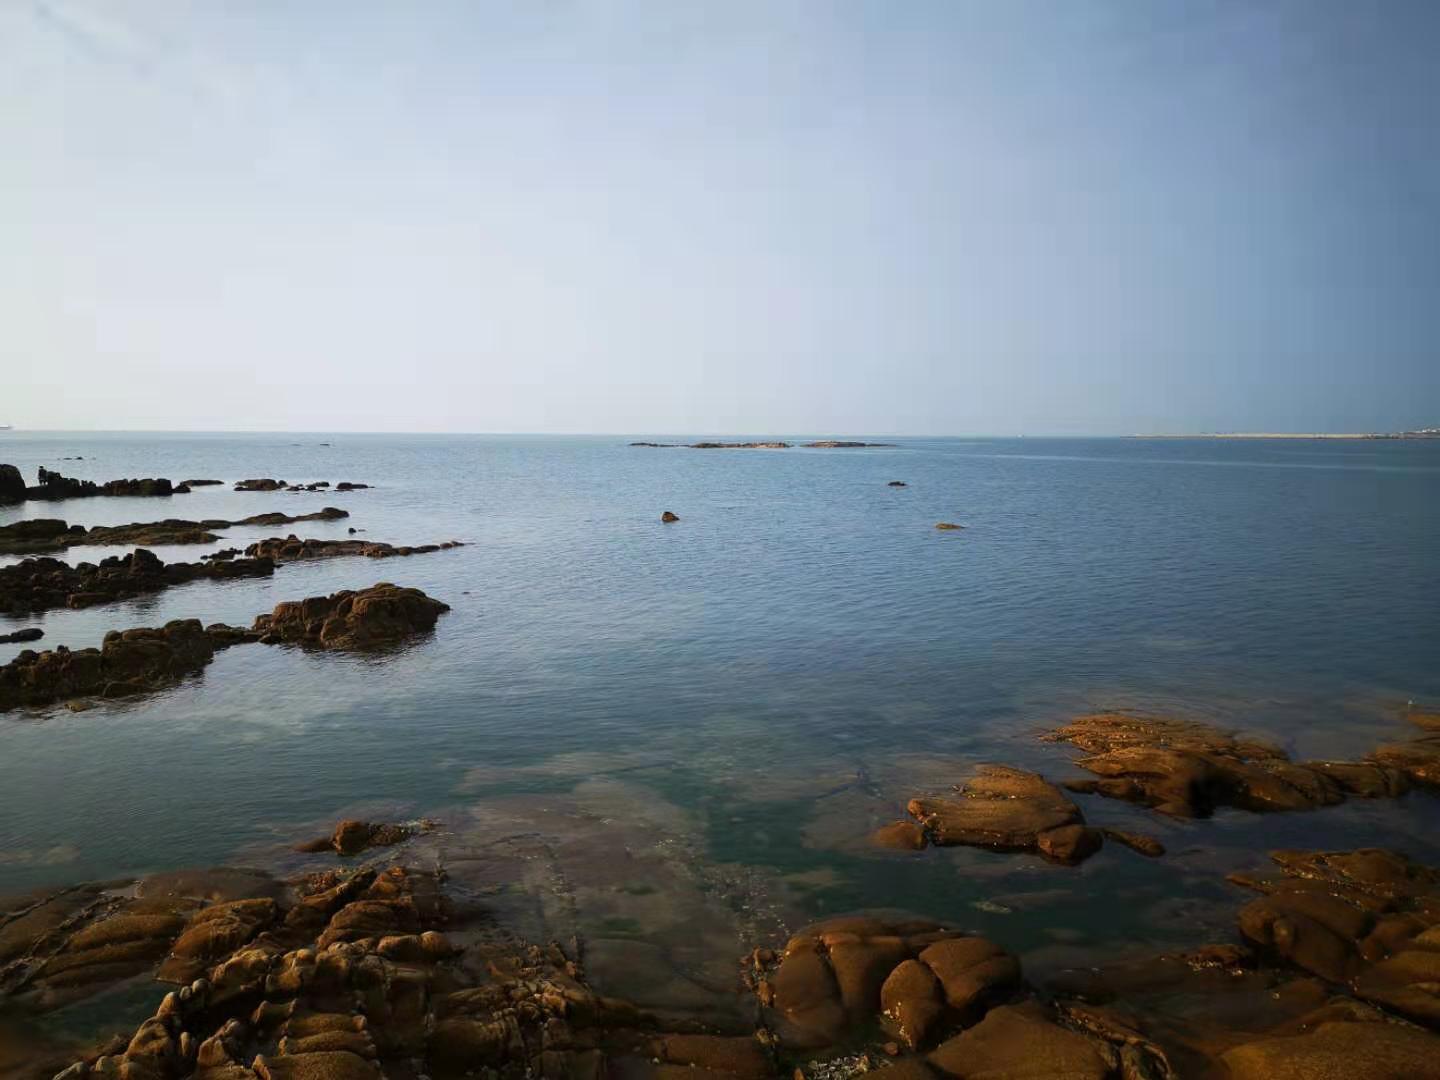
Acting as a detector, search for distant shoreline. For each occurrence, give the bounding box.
[1129,432,1439,440]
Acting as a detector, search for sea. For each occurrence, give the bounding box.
[2,431,1438,1032]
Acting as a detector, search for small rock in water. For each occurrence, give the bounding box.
[0,627,43,644]
[934,522,964,530]
[888,481,907,487]
[661,511,680,523]
[970,899,1013,915]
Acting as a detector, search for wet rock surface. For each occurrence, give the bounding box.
[295,822,425,857]
[0,628,43,645]
[0,551,274,616]
[243,538,462,563]
[252,585,450,650]
[1048,712,1407,817]
[1228,848,1440,1026]
[905,766,1104,865]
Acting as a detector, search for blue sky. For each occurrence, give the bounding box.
[2,1,1436,434]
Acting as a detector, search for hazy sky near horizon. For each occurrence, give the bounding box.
[3,1,1437,435]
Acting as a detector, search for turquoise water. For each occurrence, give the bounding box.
[2,432,1438,982]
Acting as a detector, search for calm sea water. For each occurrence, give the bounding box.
[2,431,1438,996]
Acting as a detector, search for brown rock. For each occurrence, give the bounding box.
[1036,825,1105,865]
[660,511,680,523]
[252,584,449,649]
[927,1003,1115,1079]
[770,943,846,1049]
[907,765,1085,858]
[1221,1020,1440,1080]
[880,959,944,1050]
[1100,828,1165,857]
[870,821,928,851]
[917,937,1021,1014]
[252,1052,379,1080]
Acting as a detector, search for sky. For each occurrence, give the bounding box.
[2,1,1437,435]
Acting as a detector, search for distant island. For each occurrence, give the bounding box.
[629,440,895,449]
[1130,428,1439,440]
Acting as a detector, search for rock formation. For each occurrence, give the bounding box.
[0,627,43,644]
[0,463,25,503]
[252,584,450,649]
[906,765,1107,865]
[660,512,679,523]
[243,537,462,562]
[1048,712,1410,816]
[25,468,176,500]
[0,510,349,552]
[0,549,274,615]
[0,619,245,711]
[933,522,964,531]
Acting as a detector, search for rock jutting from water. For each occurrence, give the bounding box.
[661,511,680,523]
[3,467,182,501]
[237,479,371,492]
[0,619,245,711]
[0,549,275,616]
[904,765,1108,865]
[294,819,427,855]
[887,480,907,487]
[0,626,43,644]
[182,479,224,487]
[252,583,450,649]
[933,522,964,531]
[0,583,449,711]
[1047,712,1413,816]
[0,509,350,552]
[799,441,895,448]
[243,536,463,562]
[0,463,25,503]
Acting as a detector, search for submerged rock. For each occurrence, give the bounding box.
[253,584,450,649]
[296,820,421,856]
[933,523,964,531]
[906,765,1102,865]
[869,821,928,851]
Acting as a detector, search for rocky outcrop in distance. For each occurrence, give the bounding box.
[628,441,893,449]
[236,479,371,492]
[0,508,349,552]
[243,536,463,562]
[0,548,275,616]
[9,467,181,501]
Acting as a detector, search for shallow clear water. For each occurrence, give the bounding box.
[2,431,1438,987]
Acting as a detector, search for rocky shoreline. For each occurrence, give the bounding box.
[242,538,463,563]
[4,824,1439,1080]
[0,551,275,616]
